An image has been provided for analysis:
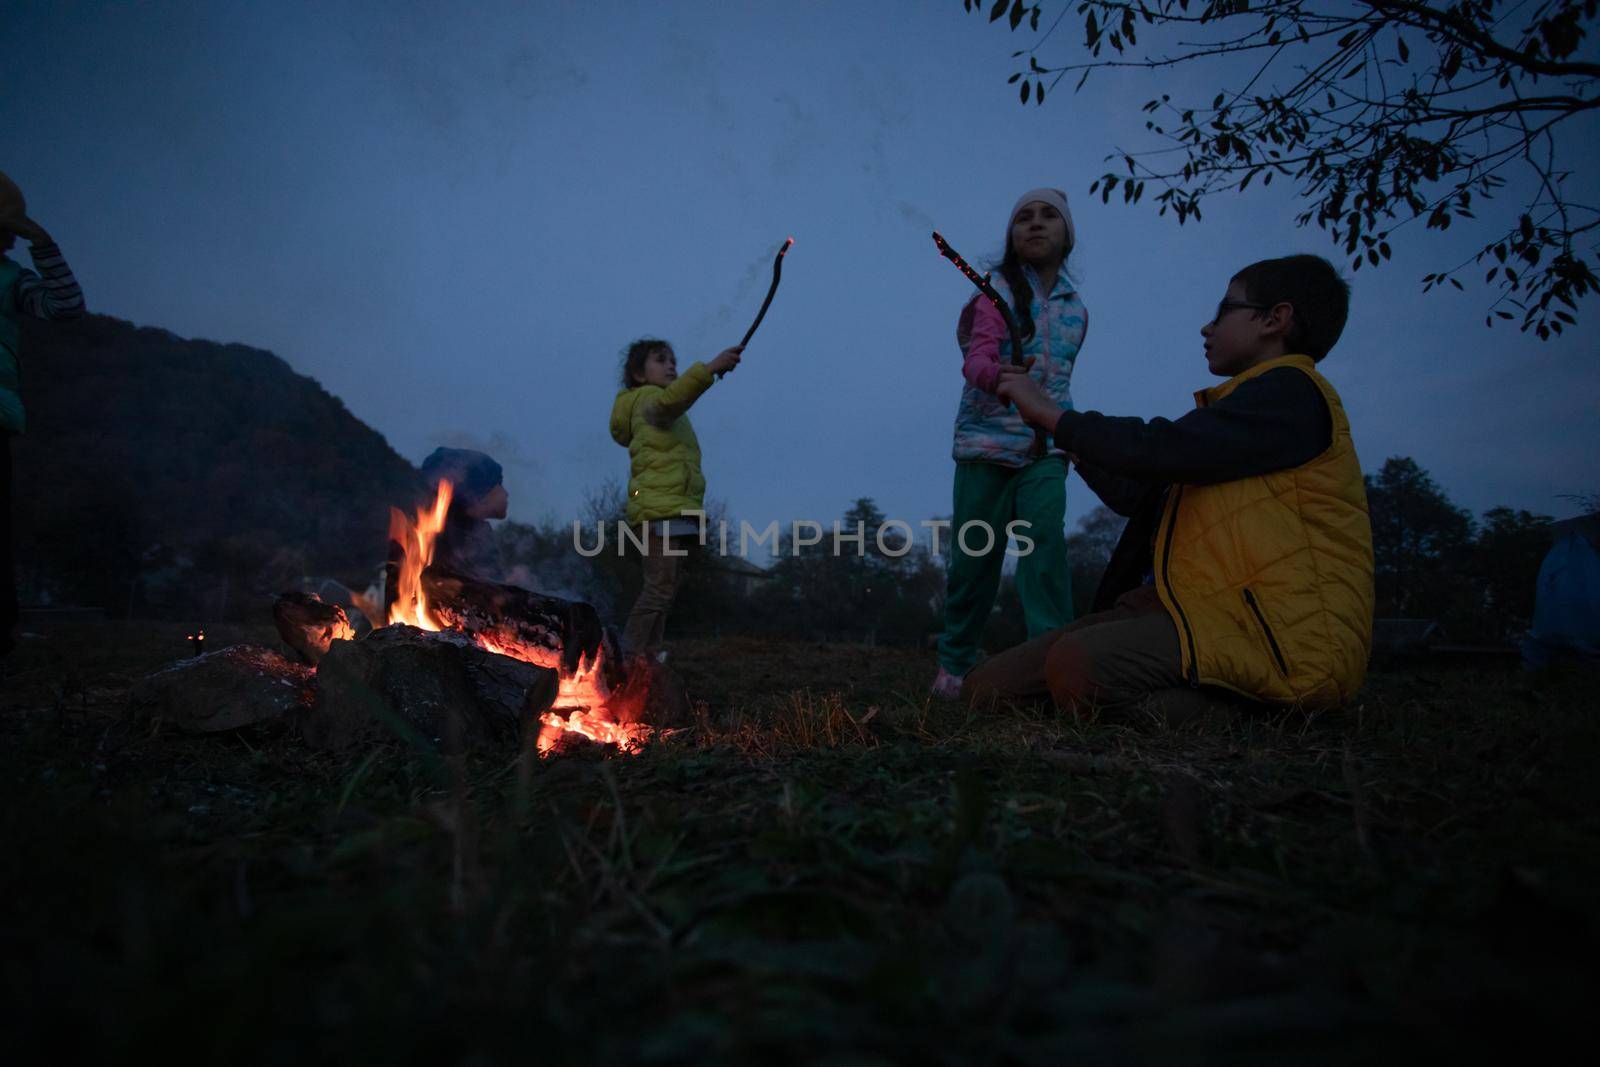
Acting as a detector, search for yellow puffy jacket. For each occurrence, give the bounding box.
[609,362,714,526]
[1154,355,1374,709]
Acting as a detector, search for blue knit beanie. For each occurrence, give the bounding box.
[420,447,503,506]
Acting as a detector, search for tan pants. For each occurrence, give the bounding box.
[622,527,689,653]
[963,583,1214,722]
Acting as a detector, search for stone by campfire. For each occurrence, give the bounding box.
[130,643,315,734]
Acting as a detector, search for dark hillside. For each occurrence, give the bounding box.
[11,314,420,616]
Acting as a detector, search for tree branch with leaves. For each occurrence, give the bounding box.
[964,0,1600,337]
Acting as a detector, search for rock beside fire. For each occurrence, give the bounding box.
[129,644,315,733]
[305,624,560,752]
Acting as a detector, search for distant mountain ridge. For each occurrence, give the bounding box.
[12,313,421,616]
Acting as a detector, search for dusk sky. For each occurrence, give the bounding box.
[7,0,1597,548]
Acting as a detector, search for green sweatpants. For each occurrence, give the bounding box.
[938,456,1074,676]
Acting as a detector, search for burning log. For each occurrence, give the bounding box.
[272,591,355,666]
[354,477,679,755]
[420,565,618,683]
[305,624,560,753]
[419,566,701,731]
[129,644,315,733]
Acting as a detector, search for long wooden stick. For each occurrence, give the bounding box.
[932,231,1045,457]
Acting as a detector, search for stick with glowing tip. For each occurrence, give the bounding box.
[930,231,1046,457]
[722,237,794,378]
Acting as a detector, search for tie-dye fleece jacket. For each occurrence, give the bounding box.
[952,266,1086,467]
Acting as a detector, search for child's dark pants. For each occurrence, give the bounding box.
[622,527,686,654]
[962,584,1212,722]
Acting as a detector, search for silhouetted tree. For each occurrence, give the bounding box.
[766,498,940,641]
[965,0,1599,336]
[1365,455,1474,617]
[1559,490,1600,516]
[1467,506,1553,638]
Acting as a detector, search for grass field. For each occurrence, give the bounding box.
[3,620,1596,1062]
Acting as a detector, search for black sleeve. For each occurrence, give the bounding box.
[1073,458,1151,517]
[1052,367,1334,486]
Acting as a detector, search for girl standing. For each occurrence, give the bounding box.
[932,187,1085,699]
[609,338,741,655]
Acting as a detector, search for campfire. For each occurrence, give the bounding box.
[173,476,685,756]
[380,479,653,754]
[131,479,685,754]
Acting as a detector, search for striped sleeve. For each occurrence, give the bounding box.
[16,242,86,319]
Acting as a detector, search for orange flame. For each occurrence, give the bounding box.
[387,479,453,630]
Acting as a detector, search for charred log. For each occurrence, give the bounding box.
[305,624,559,753]
[420,565,621,685]
[273,591,355,666]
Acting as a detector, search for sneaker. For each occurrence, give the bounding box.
[930,667,966,701]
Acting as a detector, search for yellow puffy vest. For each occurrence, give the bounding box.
[609,362,713,526]
[1153,355,1374,709]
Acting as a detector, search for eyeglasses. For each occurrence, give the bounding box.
[1211,300,1272,324]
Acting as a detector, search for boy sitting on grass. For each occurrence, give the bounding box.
[977,254,1373,720]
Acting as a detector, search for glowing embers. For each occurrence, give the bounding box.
[536,709,652,755]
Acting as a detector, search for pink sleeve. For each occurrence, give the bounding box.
[960,297,1008,394]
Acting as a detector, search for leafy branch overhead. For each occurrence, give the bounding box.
[964,0,1600,338]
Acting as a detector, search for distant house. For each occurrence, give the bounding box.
[706,555,772,598]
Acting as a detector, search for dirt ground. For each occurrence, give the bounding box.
[3,619,1596,1062]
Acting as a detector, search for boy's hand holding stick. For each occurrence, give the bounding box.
[931,231,1047,457]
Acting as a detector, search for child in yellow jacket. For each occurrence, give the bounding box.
[609,337,741,654]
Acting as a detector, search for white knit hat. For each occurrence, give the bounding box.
[1008,186,1075,254]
